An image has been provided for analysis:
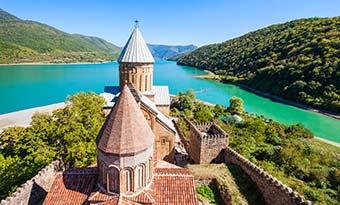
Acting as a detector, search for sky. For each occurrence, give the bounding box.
[1,0,339,47]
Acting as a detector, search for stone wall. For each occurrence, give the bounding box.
[141,104,175,161]
[224,147,312,205]
[0,161,64,205]
[186,118,228,164]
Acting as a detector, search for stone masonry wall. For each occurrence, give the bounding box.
[1,161,64,205]
[185,117,228,164]
[224,147,312,205]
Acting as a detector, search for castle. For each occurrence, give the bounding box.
[41,22,198,205]
[0,22,312,205]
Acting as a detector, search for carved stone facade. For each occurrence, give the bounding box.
[119,62,153,92]
[140,107,175,161]
[97,147,153,195]
[187,119,228,164]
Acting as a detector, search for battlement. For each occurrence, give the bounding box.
[184,117,228,141]
[1,160,64,205]
[224,147,311,205]
[184,117,228,164]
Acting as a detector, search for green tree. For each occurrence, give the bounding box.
[193,103,214,122]
[171,89,196,111]
[0,92,105,198]
[228,97,244,114]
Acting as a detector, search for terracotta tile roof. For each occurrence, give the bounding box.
[97,85,154,155]
[43,168,97,205]
[43,161,197,205]
[153,168,197,205]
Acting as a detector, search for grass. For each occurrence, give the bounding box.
[196,184,223,204]
[188,164,265,205]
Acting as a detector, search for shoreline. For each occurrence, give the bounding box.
[1,99,339,147]
[193,71,340,120]
[0,102,66,132]
[0,61,113,66]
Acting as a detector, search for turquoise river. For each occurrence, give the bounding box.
[0,61,339,142]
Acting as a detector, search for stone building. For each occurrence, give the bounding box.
[101,22,176,160]
[187,120,228,164]
[42,85,198,205]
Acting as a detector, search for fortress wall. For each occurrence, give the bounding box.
[224,147,311,205]
[0,161,64,205]
[199,135,227,164]
[185,117,228,164]
[193,122,214,132]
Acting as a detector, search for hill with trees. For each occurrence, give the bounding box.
[0,9,120,64]
[177,17,340,114]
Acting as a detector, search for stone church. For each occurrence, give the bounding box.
[42,23,198,204]
[100,22,178,161]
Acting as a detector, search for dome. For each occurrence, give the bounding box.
[97,84,154,155]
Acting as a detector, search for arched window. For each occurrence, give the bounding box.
[148,159,153,181]
[145,161,149,183]
[107,166,119,193]
[121,168,133,193]
[145,75,148,91]
[139,75,143,91]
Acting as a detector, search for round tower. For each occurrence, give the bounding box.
[117,21,155,92]
[96,85,154,195]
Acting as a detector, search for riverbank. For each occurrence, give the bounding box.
[1,99,339,148]
[193,72,340,120]
[0,102,65,131]
[0,61,112,66]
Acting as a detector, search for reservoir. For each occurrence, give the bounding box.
[0,61,339,142]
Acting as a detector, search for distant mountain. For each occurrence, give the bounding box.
[147,44,197,60]
[0,9,120,64]
[177,17,340,114]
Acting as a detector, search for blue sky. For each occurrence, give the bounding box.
[1,0,339,46]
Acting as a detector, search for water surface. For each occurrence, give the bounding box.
[0,61,339,142]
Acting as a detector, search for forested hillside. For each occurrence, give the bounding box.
[177,17,340,114]
[0,9,120,64]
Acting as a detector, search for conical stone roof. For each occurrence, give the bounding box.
[97,85,154,155]
[117,24,155,63]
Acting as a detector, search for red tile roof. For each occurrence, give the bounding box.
[43,168,97,205]
[153,168,197,205]
[43,161,197,205]
[97,85,154,155]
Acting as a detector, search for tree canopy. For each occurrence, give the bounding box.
[177,17,340,114]
[0,92,105,199]
[173,90,340,205]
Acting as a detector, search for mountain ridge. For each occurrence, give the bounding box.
[148,44,197,60]
[0,9,120,64]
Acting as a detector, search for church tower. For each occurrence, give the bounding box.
[96,85,154,195]
[117,21,155,93]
